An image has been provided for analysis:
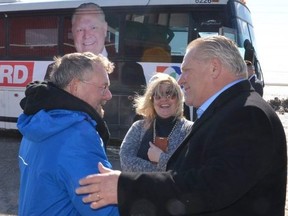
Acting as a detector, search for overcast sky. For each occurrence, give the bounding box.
[247,0,288,84]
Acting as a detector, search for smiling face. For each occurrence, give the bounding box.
[179,47,213,108]
[152,82,178,119]
[68,63,112,116]
[72,13,107,54]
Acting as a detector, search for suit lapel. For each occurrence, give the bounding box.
[167,80,251,168]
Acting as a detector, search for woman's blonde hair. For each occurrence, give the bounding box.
[134,73,184,128]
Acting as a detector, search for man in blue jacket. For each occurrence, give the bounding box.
[76,36,287,216]
[17,52,119,216]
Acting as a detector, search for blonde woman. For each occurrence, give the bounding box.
[119,73,193,171]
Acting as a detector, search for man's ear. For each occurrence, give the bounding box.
[210,58,221,79]
[67,78,79,96]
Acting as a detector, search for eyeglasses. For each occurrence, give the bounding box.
[153,91,177,100]
[80,80,109,96]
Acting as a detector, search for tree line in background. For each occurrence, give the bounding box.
[267,97,288,114]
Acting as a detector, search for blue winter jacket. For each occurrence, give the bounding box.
[17,109,119,216]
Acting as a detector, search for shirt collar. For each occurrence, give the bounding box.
[196,79,245,119]
[248,74,256,81]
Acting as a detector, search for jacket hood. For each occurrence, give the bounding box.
[17,109,96,142]
[19,81,110,145]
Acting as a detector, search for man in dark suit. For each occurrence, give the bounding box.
[44,3,109,81]
[245,60,264,96]
[76,36,287,216]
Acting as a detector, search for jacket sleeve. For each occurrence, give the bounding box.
[57,121,119,216]
[157,119,193,170]
[118,108,284,215]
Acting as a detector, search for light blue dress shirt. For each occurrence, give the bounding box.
[196,79,245,119]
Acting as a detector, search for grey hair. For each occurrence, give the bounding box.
[72,2,106,24]
[187,35,247,78]
[50,52,114,89]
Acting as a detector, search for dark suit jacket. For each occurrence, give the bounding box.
[249,75,264,97]
[118,80,287,216]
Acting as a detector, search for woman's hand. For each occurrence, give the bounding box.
[148,142,163,163]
